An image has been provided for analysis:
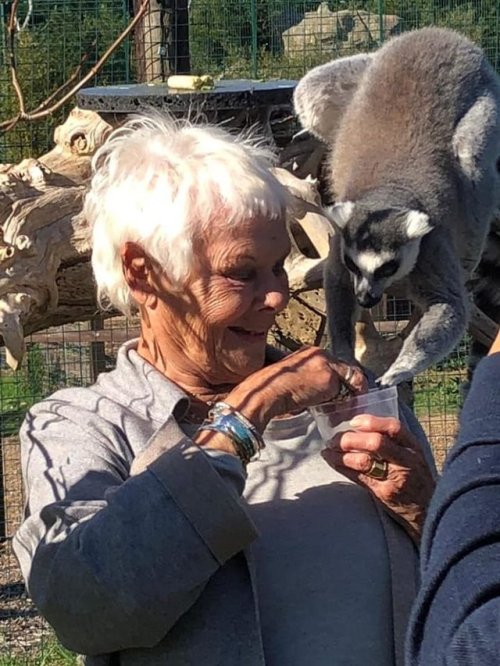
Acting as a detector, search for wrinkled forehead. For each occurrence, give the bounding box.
[197,213,291,265]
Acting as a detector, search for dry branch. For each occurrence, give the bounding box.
[7,0,26,120]
[0,109,113,368]
[469,303,500,348]
[1,0,151,132]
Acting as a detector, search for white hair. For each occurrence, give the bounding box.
[84,112,290,315]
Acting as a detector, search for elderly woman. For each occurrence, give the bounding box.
[14,114,435,666]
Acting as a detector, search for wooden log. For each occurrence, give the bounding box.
[133,0,165,82]
[469,302,499,349]
[0,109,112,369]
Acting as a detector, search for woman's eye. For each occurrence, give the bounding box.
[225,269,255,282]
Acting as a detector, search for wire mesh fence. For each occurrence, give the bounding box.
[0,0,497,661]
[189,0,500,79]
[0,0,131,163]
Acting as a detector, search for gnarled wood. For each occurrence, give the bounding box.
[0,109,112,368]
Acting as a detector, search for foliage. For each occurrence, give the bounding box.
[413,369,464,418]
[189,0,500,77]
[189,0,315,70]
[0,344,68,437]
[0,639,77,666]
[413,339,469,417]
[0,0,129,163]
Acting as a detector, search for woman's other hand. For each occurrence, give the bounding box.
[226,346,368,433]
[321,415,436,544]
[488,327,500,355]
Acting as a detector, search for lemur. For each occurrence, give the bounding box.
[294,27,500,386]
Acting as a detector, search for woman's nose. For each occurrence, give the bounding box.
[259,275,289,313]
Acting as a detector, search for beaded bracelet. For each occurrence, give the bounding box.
[198,402,265,465]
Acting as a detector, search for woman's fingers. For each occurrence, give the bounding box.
[330,361,368,395]
[321,418,437,546]
[347,415,420,451]
[326,428,417,466]
[325,415,426,466]
[322,448,377,475]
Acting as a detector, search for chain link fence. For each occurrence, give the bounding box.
[0,0,131,163]
[189,0,500,78]
[0,0,496,661]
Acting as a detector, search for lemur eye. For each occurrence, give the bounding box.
[375,260,399,279]
[343,254,360,275]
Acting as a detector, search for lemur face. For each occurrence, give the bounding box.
[329,202,432,308]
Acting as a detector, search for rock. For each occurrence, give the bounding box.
[282,3,400,56]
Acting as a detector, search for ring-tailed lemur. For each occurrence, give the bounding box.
[294,27,500,386]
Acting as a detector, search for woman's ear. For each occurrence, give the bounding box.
[121,242,157,305]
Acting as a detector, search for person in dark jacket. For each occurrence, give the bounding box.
[407,328,500,665]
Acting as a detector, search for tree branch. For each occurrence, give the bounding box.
[7,0,26,118]
[19,0,33,32]
[1,0,151,132]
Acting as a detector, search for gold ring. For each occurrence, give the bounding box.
[366,458,389,480]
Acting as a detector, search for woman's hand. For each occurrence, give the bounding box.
[488,327,500,355]
[226,346,368,433]
[321,415,436,544]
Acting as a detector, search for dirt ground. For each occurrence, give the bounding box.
[0,437,50,657]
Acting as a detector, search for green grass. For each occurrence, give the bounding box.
[414,371,464,418]
[0,344,70,437]
[0,641,78,666]
[413,350,468,419]
[0,373,37,438]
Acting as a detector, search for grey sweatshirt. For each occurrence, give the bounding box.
[13,340,431,665]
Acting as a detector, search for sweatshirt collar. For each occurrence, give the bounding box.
[111,338,190,425]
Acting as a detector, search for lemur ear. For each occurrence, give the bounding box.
[328,201,355,229]
[293,53,373,143]
[404,210,433,239]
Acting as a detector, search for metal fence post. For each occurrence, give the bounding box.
[378,0,385,44]
[250,0,258,78]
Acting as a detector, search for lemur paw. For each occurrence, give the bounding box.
[377,367,414,387]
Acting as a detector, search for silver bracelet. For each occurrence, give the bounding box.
[211,402,264,450]
[198,402,265,465]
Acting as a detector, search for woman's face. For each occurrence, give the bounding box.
[146,215,291,387]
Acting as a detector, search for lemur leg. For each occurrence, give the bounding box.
[453,91,500,275]
[379,230,468,386]
[324,233,359,362]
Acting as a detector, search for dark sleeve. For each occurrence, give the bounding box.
[406,352,500,666]
[13,401,257,656]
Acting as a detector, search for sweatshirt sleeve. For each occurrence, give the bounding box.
[13,398,258,656]
[406,352,500,666]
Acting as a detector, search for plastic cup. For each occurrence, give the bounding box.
[310,385,399,441]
